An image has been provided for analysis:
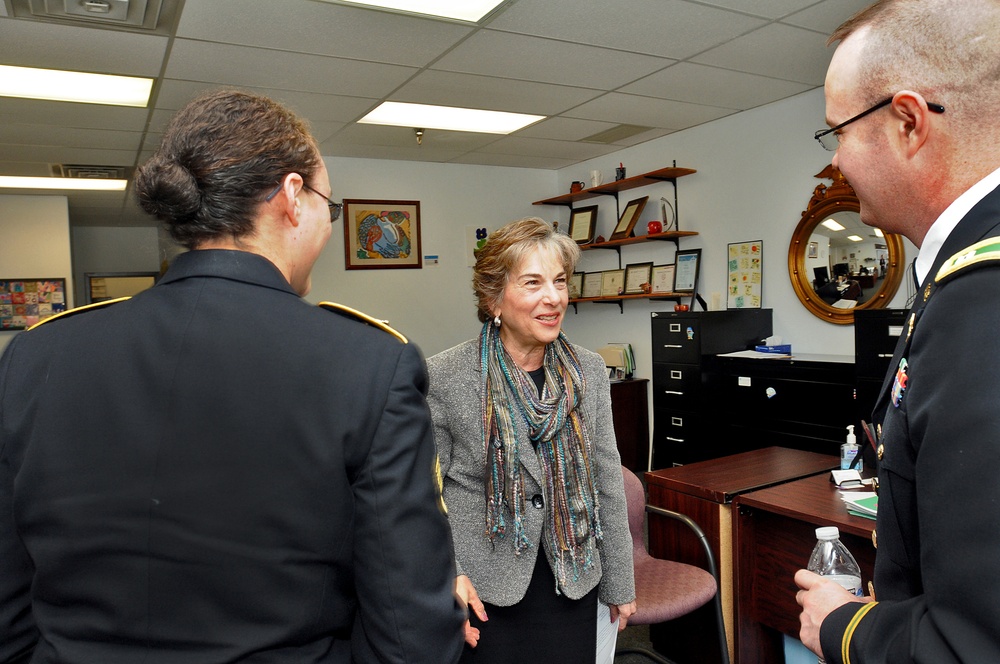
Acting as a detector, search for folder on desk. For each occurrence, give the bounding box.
[598,343,634,379]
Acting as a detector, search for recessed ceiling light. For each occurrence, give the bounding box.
[322,0,505,22]
[0,65,153,107]
[847,235,863,242]
[821,219,845,231]
[0,176,128,191]
[873,228,884,237]
[359,101,544,134]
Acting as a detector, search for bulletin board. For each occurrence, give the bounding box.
[0,278,67,330]
[727,241,762,309]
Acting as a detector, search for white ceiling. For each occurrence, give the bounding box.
[0,0,870,227]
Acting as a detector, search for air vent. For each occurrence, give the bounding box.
[581,124,652,144]
[19,0,163,29]
[51,164,128,179]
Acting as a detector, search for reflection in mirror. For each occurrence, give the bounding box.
[788,166,905,325]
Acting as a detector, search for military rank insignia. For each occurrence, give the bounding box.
[891,357,909,407]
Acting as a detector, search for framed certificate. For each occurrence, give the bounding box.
[624,262,653,294]
[582,272,603,298]
[600,269,625,297]
[569,205,599,244]
[568,272,583,299]
[610,196,648,240]
[651,264,676,294]
[673,248,702,293]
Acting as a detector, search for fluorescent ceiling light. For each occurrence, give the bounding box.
[0,176,127,191]
[328,0,504,22]
[847,235,863,242]
[0,65,153,107]
[821,219,845,231]
[359,101,544,134]
[874,228,884,237]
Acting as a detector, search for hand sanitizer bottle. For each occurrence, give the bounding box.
[841,425,861,472]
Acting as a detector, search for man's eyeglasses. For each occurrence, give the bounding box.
[814,97,945,151]
[264,180,342,222]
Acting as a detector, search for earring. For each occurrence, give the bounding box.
[494,314,501,327]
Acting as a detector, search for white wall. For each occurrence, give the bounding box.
[70,226,161,304]
[0,195,74,355]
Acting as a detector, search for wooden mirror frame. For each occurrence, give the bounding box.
[788,166,905,325]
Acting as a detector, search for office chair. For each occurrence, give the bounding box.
[616,466,730,664]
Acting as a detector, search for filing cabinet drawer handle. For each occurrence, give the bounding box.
[662,344,683,348]
[878,353,893,358]
[665,437,685,443]
[663,390,684,396]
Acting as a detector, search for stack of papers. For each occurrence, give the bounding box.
[597,343,635,380]
[841,492,878,520]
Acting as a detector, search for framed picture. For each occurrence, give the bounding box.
[343,199,422,269]
[582,272,603,298]
[610,196,648,240]
[84,271,158,304]
[624,262,653,294]
[673,248,702,293]
[569,205,599,244]
[727,240,763,309]
[0,278,67,330]
[651,264,676,294]
[600,269,625,297]
[568,272,584,299]
[807,241,818,259]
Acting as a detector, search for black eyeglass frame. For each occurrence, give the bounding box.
[814,96,945,151]
[263,180,342,222]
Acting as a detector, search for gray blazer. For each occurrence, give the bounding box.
[426,339,635,607]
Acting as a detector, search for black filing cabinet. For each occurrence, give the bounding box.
[854,308,908,421]
[650,309,772,467]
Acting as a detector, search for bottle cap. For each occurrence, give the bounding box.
[815,526,840,540]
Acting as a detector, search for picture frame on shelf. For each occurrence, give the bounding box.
[673,248,702,293]
[610,196,648,240]
[582,272,603,298]
[600,269,625,297]
[568,272,584,299]
[624,262,653,294]
[569,205,599,244]
[651,264,676,294]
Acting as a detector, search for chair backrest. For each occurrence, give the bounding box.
[622,465,649,556]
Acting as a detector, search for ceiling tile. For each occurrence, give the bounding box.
[392,70,602,116]
[432,30,673,90]
[566,93,735,130]
[0,97,150,132]
[164,38,418,97]
[690,22,832,85]
[0,123,143,151]
[0,15,168,76]
[478,136,619,162]
[321,123,501,152]
[450,152,577,170]
[781,0,874,33]
[176,0,473,66]
[486,0,768,60]
[0,144,137,167]
[620,61,813,109]
[514,117,619,142]
[692,0,817,19]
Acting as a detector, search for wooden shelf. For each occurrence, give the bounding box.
[572,292,687,304]
[580,230,699,250]
[533,166,697,207]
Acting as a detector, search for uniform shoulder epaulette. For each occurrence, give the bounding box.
[27,297,130,331]
[317,301,408,344]
[935,236,1000,285]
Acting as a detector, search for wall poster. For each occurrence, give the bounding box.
[0,278,67,330]
[727,240,763,309]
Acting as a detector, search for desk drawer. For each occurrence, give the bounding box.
[652,363,702,410]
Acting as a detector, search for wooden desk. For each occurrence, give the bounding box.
[646,447,838,663]
[733,473,877,663]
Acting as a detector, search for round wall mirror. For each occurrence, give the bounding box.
[788,165,905,324]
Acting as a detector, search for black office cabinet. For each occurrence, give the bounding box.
[650,309,772,467]
[715,354,856,458]
[854,308,908,421]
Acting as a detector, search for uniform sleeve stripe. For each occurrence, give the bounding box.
[842,601,878,664]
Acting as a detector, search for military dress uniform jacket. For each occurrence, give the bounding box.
[820,186,1000,663]
[425,339,635,608]
[0,250,465,664]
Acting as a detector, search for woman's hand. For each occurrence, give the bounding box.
[610,601,637,631]
[455,574,488,647]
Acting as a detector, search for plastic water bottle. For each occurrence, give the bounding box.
[807,526,863,663]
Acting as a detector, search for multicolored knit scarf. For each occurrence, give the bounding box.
[479,319,603,591]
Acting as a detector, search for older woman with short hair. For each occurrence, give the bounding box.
[426,217,635,663]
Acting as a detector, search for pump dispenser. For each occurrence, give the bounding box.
[841,425,861,471]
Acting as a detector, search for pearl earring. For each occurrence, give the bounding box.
[494,314,501,327]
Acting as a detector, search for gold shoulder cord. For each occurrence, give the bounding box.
[27,297,131,331]
[317,301,408,344]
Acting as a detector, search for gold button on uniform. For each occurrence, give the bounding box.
[877,444,885,460]
[871,529,878,549]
